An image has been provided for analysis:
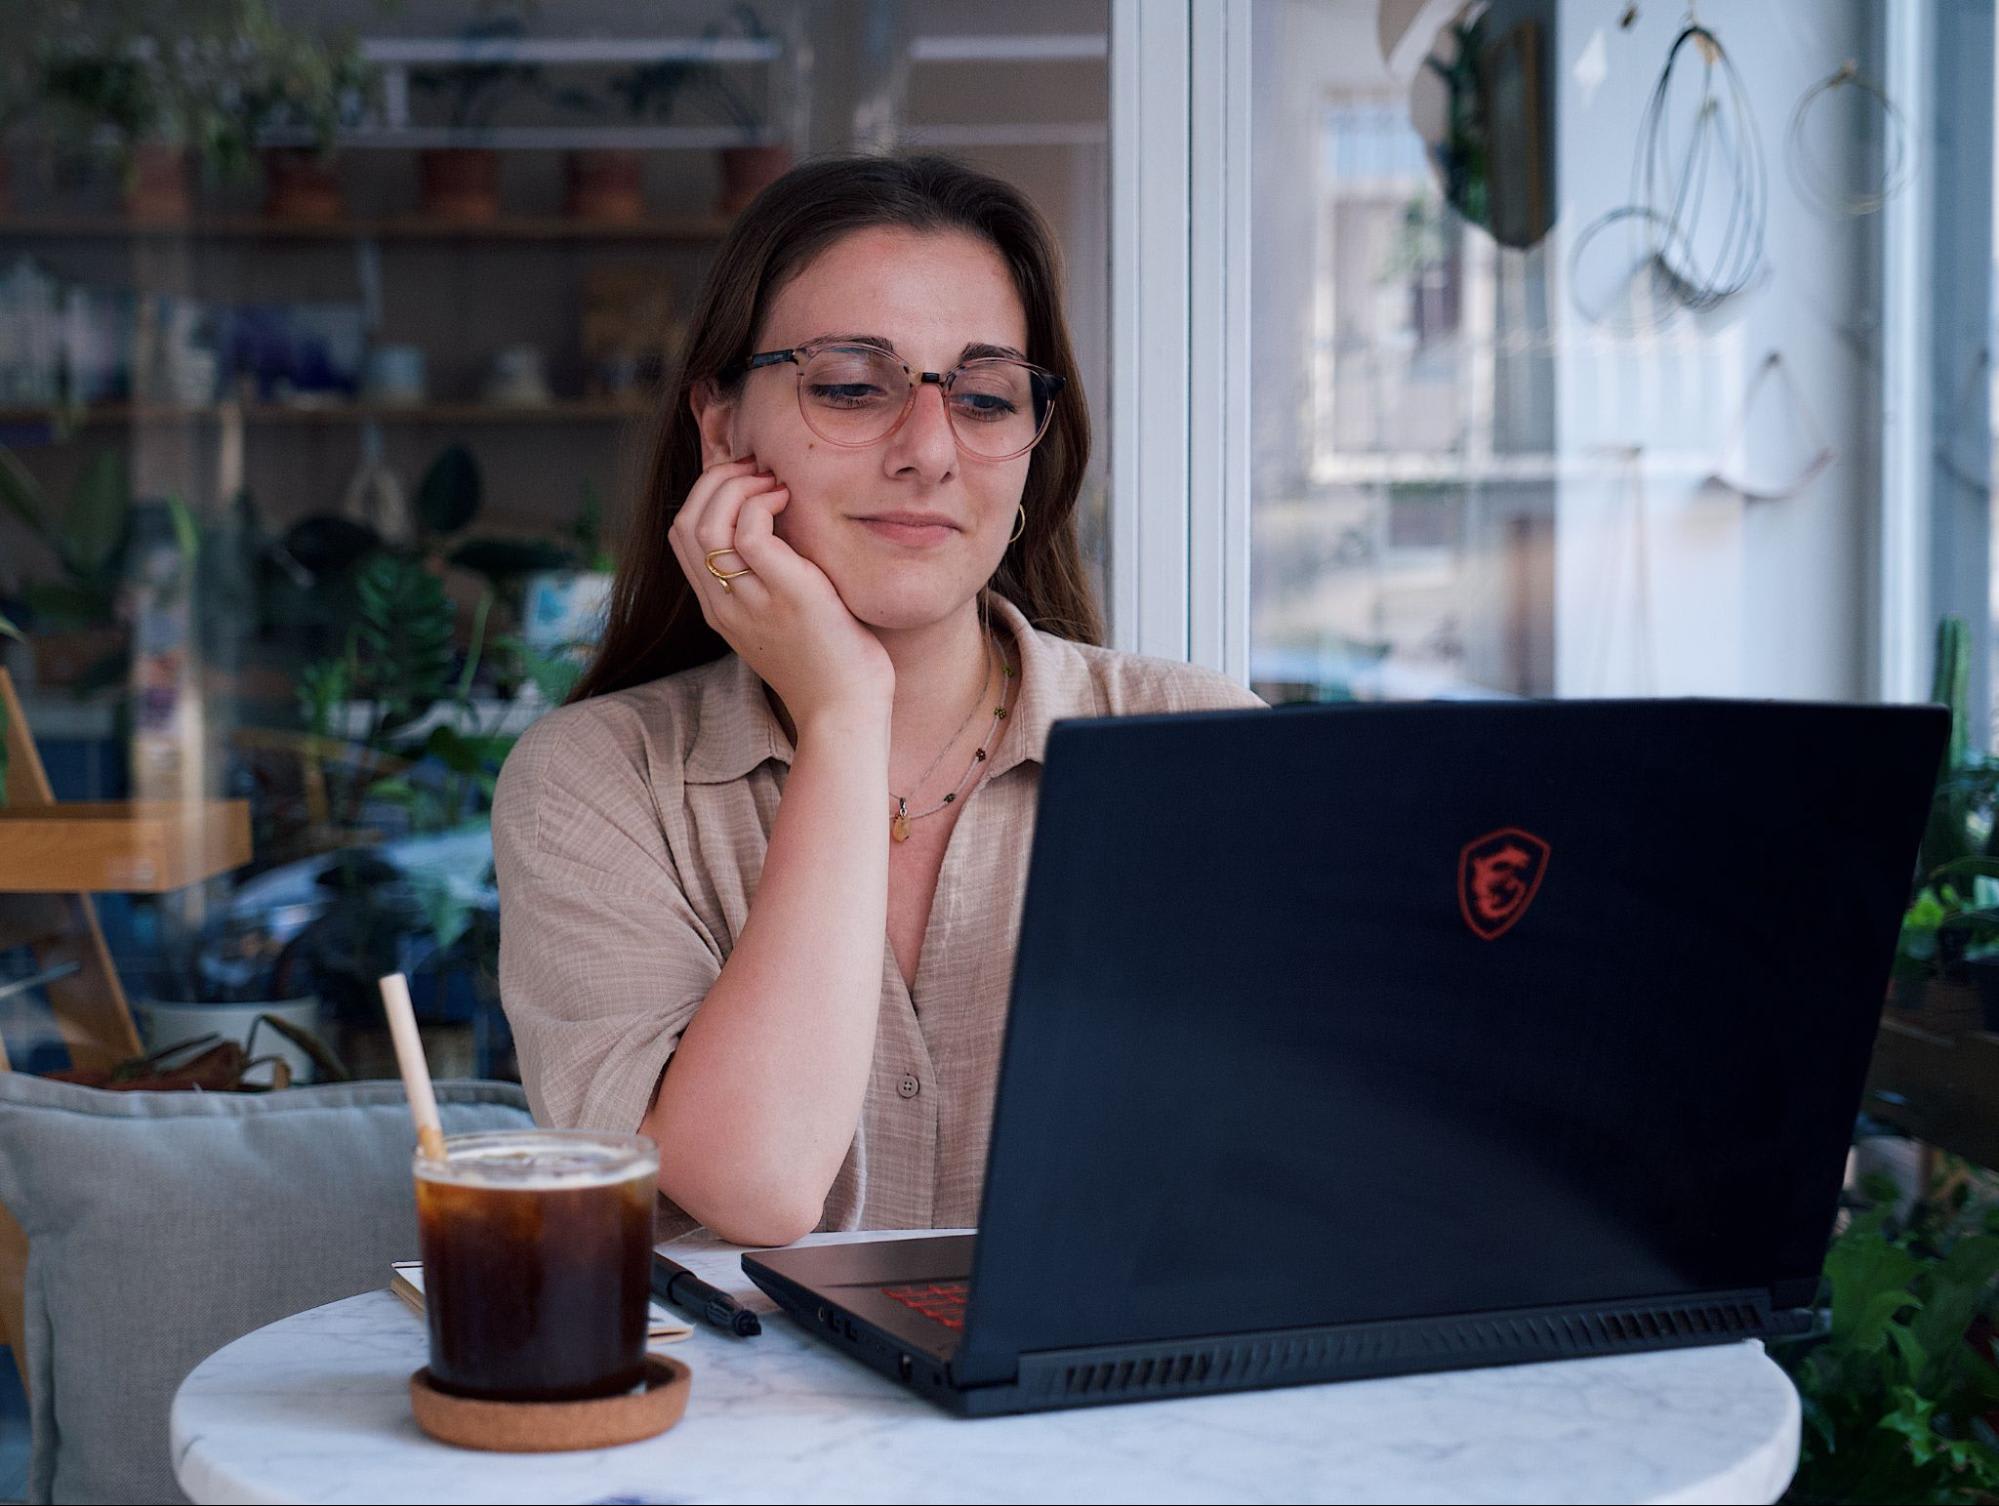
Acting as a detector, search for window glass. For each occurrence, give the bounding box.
[0,0,1109,1082]
[1247,1,1920,708]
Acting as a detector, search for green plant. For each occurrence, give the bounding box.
[287,546,579,1027]
[1895,617,1999,987]
[410,11,542,133]
[0,445,128,620]
[402,442,572,588]
[570,479,615,573]
[596,3,770,135]
[233,33,379,162]
[1424,16,1490,232]
[284,437,594,1019]
[1777,1162,1999,1503]
[0,2,65,136]
[0,443,132,687]
[292,535,580,839]
[33,1,376,181]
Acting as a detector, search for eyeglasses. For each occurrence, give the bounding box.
[735,341,1066,462]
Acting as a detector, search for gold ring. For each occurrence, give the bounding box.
[704,547,754,588]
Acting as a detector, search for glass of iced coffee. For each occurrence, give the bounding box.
[414,1129,658,1402]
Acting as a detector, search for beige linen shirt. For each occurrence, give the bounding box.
[492,592,1266,1239]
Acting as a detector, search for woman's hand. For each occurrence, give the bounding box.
[668,456,895,733]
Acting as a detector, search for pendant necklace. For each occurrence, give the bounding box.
[890,603,1016,843]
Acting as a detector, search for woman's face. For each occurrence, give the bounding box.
[696,226,1034,632]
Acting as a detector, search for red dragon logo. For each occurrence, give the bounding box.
[1458,827,1551,941]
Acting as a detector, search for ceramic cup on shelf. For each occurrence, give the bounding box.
[483,344,553,407]
[364,345,428,407]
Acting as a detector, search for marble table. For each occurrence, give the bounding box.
[173,1229,1801,1505]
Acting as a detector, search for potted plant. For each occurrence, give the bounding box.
[603,3,789,219]
[239,40,379,224]
[0,444,133,691]
[37,39,192,222]
[283,538,578,1076]
[286,444,575,828]
[137,901,342,1087]
[548,77,645,223]
[32,0,370,224]
[409,13,542,224]
[0,2,62,219]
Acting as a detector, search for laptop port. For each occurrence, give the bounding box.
[898,1353,913,1382]
[817,1306,833,1326]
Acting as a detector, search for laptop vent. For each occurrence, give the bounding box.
[1060,1351,1215,1398]
[1025,1294,1770,1406]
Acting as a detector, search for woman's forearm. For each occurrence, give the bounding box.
[641,701,892,1245]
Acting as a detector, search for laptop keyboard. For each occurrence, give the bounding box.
[881,1280,970,1331]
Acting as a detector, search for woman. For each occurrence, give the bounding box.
[493,154,1264,1247]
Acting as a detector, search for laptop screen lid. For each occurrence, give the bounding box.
[950,698,1945,1388]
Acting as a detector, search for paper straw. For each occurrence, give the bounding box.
[378,972,447,1161]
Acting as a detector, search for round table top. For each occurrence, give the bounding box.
[172,1230,1801,1505]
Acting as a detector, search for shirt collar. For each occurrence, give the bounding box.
[682,591,1102,785]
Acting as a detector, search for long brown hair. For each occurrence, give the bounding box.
[570,153,1103,704]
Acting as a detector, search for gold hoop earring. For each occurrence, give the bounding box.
[1008,504,1026,545]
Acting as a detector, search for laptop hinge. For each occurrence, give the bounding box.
[971,1289,1784,1404]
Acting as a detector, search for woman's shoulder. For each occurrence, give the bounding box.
[492,660,746,877]
[496,659,737,812]
[1040,632,1268,716]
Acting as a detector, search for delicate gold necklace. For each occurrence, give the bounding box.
[890,604,1016,843]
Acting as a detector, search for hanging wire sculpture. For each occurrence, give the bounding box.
[1570,16,1768,332]
[1785,60,1915,218]
[1701,351,1837,503]
[1935,347,1993,497]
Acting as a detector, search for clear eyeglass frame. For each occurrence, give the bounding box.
[737,341,1067,462]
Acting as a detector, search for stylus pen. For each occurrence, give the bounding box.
[652,1252,762,1337]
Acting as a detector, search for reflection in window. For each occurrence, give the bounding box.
[1251,0,1895,712]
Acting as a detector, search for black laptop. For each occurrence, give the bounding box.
[743,697,1946,1416]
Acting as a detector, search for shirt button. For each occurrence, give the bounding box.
[898,1074,920,1099]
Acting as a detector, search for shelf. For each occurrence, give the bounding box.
[359,36,782,65]
[0,799,251,893]
[0,399,653,429]
[903,124,1109,149]
[909,34,1108,62]
[0,213,733,242]
[1305,451,1724,487]
[304,126,784,152]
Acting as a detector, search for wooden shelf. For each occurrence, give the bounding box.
[1864,1014,1999,1170]
[0,214,733,243]
[0,799,251,893]
[0,399,653,428]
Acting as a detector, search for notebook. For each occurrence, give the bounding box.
[388,1261,693,1346]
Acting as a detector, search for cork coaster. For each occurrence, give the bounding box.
[409,1356,691,1452]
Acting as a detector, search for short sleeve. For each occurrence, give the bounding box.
[1158,663,1270,714]
[492,701,722,1156]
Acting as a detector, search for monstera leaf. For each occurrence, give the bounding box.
[414,444,482,538]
